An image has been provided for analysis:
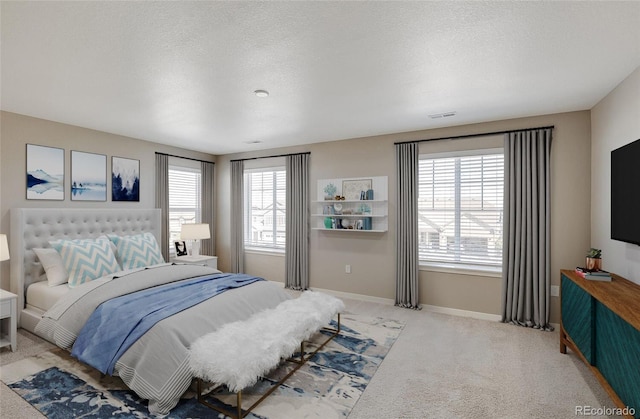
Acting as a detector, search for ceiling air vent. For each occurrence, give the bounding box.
[429,111,457,119]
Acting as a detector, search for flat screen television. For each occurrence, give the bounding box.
[611,138,640,246]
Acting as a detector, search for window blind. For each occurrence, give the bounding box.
[244,167,286,250]
[168,165,202,251]
[418,151,504,267]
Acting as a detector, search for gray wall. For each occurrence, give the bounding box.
[216,111,593,323]
[591,66,640,285]
[0,111,216,289]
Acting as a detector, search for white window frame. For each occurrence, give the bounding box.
[418,148,504,276]
[243,165,286,253]
[168,158,202,257]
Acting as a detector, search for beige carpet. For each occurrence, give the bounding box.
[343,299,613,418]
[1,297,613,418]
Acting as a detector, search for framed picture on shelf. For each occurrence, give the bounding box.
[71,151,107,201]
[26,144,65,200]
[342,179,372,200]
[112,156,140,201]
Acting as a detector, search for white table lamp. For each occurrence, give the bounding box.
[180,223,210,256]
[0,234,9,261]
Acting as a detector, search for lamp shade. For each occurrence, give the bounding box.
[0,234,9,261]
[180,223,210,240]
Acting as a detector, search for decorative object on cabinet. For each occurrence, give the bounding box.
[26,144,64,201]
[71,150,107,201]
[585,248,603,271]
[112,156,140,202]
[313,177,388,233]
[342,179,372,200]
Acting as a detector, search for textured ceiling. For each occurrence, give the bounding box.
[1,1,639,155]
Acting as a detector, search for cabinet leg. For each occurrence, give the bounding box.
[559,326,567,354]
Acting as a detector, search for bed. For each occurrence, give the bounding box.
[8,208,292,415]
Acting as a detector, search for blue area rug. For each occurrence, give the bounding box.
[4,314,404,418]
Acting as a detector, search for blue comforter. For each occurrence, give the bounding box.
[71,273,263,375]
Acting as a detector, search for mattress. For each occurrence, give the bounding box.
[26,281,70,312]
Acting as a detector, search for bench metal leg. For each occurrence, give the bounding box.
[197,379,246,418]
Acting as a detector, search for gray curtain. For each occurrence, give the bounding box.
[285,153,310,290]
[230,160,245,273]
[501,128,553,330]
[154,153,170,261]
[201,161,215,256]
[395,142,420,309]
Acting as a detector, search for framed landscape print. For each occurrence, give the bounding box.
[71,151,107,201]
[26,144,65,200]
[112,156,140,201]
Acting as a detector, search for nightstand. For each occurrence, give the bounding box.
[172,255,218,269]
[0,289,17,352]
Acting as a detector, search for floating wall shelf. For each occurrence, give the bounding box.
[313,176,388,233]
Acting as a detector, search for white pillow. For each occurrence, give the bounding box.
[33,247,69,286]
[108,233,165,269]
[50,237,121,288]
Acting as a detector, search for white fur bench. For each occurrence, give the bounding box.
[189,291,344,418]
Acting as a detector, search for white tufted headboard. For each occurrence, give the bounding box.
[9,208,161,327]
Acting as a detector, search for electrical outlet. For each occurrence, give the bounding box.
[345,264,351,274]
[550,285,559,297]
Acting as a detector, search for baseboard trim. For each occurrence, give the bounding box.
[279,282,557,327]
[421,304,501,322]
[310,287,395,306]
[310,286,503,322]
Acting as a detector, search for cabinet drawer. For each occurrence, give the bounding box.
[596,302,640,417]
[0,300,10,319]
[561,274,595,364]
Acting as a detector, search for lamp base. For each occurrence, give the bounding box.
[191,240,201,257]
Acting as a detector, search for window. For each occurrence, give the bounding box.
[168,163,202,255]
[244,167,286,251]
[418,149,503,269]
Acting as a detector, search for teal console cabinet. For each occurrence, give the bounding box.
[560,270,640,419]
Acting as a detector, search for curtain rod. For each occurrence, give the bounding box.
[394,125,555,145]
[230,151,310,163]
[155,152,215,164]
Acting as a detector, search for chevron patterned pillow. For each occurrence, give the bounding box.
[108,232,165,270]
[50,237,122,288]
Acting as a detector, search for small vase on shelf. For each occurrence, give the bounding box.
[324,217,333,229]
